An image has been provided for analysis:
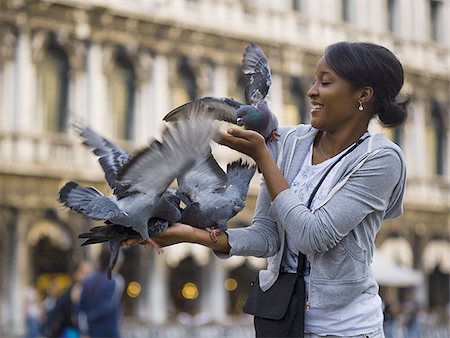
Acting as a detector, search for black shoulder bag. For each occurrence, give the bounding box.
[242,135,368,338]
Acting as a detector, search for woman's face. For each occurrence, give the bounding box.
[307,56,364,133]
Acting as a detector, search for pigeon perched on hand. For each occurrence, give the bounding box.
[177,154,256,242]
[77,154,256,248]
[59,114,216,252]
[163,42,279,142]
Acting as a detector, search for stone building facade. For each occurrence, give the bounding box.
[0,0,449,335]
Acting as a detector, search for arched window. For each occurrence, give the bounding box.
[172,58,197,108]
[107,47,136,140]
[285,77,308,125]
[430,0,444,42]
[229,70,246,104]
[426,101,446,175]
[38,36,69,133]
[387,0,399,33]
[169,256,202,316]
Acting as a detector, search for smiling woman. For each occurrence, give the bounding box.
[145,41,409,338]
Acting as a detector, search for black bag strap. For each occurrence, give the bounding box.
[296,134,369,274]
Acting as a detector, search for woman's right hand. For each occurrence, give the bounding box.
[216,127,269,163]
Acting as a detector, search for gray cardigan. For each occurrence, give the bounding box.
[221,124,406,309]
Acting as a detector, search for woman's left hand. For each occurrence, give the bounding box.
[122,222,195,249]
[216,127,268,162]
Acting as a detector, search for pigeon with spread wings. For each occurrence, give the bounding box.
[78,155,256,248]
[59,112,215,274]
[163,42,279,142]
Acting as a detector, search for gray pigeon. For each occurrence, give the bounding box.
[77,190,181,278]
[163,43,279,142]
[177,154,256,242]
[59,114,216,250]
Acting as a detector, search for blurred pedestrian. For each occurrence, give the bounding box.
[403,288,421,338]
[383,296,400,338]
[42,260,93,338]
[78,248,124,338]
[25,285,42,338]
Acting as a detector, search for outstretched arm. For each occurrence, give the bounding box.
[123,222,231,254]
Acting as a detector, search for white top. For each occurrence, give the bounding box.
[281,141,383,335]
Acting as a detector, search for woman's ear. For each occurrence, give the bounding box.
[359,86,374,104]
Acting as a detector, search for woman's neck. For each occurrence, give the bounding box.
[314,128,367,162]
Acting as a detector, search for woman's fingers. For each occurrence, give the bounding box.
[121,237,145,248]
[216,127,266,159]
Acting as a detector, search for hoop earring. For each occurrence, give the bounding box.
[358,100,364,111]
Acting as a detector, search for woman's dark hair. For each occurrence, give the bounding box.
[324,41,409,128]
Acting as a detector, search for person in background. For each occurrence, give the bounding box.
[25,285,42,338]
[382,295,401,338]
[402,288,421,338]
[78,248,124,338]
[124,41,408,337]
[42,260,93,338]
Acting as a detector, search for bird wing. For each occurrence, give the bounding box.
[163,97,243,124]
[58,181,125,221]
[177,153,228,202]
[73,121,131,195]
[242,42,272,105]
[116,116,216,203]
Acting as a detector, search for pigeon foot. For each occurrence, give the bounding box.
[145,238,164,254]
[206,227,221,243]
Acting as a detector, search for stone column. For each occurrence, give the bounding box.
[0,26,16,131]
[212,64,227,96]
[139,251,169,324]
[15,28,37,133]
[9,210,30,336]
[151,54,170,138]
[13,28,38,162]
[133,52,153,143]
[410,96,427,177]
[86,42,108,130]
[200,253,227,321]
[67,40,88,124]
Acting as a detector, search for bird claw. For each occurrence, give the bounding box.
[145,238,164,254]
[206,227,221,243]
[270,130,280,141]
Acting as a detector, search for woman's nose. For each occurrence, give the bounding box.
[307,85,317,97]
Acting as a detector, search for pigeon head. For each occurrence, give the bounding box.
[236,105,268,130]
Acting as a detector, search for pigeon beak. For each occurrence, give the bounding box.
[236,117,243,126]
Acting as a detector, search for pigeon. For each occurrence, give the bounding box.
[163,42,279,142]
[76,187,182,278]
[77,154,256,248]
[177,154,256,242]
[72,121,132,197]
[58,113,216,252]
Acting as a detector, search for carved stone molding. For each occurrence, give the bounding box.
[66,39,88,73]
[189,59,213,97]
[0,25,17,63]
[135,51,154,84]
[30,29,49,64]
[102,43,116,74]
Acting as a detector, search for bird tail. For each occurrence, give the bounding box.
[58,181,123,220]
[78,224,140,244]
[226,159,257,195]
